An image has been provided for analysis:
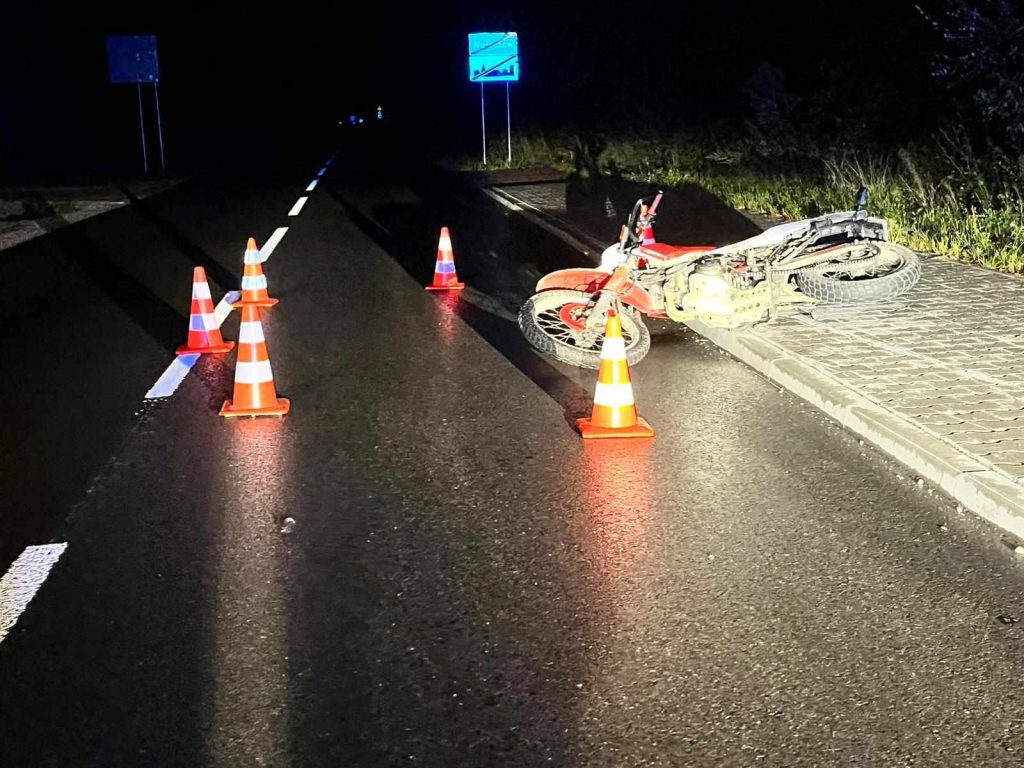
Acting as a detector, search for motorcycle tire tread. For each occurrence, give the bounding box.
[795,245,921,305]
[518,291,652,369]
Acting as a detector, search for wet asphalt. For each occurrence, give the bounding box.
[1,131,1023,766]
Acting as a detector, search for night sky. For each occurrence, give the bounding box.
[1,1,935,179]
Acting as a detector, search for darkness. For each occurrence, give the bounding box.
[0,1,939,181]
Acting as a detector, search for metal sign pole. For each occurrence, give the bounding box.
[506,81,512,165]
[480,82,487,165]
[136,82,149,175]
[154,81,166,172]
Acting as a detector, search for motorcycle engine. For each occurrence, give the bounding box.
[726,257,763,289]
[667,260,772,329]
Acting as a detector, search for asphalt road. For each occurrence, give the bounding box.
[1,130,1023,766]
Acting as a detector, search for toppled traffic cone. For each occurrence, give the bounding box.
[220,303,290,418]
[236,237,278,307]
[425,226,465,291]
[577,310,654,439]
[176,266,235,355]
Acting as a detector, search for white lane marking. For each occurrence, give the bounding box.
[145,354,200,399]
[305,179,318,192]
[317,166,328,177]
[0,543,68,644]
[288,197,308,216]
[144,290,239,400]
[214,290,242,327]
[260,228,288,262]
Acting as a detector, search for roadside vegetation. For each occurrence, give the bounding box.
[459,2,1024,273]
[466,129,1024,273]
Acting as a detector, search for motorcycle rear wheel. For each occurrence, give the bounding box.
[518,289,651,369]
[795,243,920,304]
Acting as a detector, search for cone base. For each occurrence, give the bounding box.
[232,298,279,309]
[176,340,235,356]
[220,397,291,418]
[426,282,465,291]
[577,416,655,439]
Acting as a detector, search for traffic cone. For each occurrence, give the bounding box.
[640,204,656,245]
[577,310,654,439]
[236,237,278,307]
[425,226,465,291]
[219,303,290,418]
[176,266,235,355]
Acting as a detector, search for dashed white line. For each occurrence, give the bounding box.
[316,166,328,177]
[260,228,288,263]
[213,290,242,326]
[0,543,68,644]
[288,197,308,216]
[145,354,199,399]
[305,179,318,192]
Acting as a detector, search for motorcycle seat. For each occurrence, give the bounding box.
[637,243,716,263]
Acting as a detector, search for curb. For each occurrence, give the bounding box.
[687,319,1024,541]
[478,185,606,259]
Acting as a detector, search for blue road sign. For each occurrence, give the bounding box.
[468,32,519,83]
[106,36,159,84]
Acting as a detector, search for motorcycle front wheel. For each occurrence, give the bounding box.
[518,289,651,369]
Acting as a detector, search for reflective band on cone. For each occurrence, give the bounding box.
[176,266,235,355]
[426,226,465,291]
[220,302,290,418]
[235,237,278,308]
[577,311,654,439]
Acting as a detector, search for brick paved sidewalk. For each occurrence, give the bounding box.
[491,179,1024,540]
[0,178,184,251]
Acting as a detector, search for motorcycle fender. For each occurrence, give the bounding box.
[534,269,653,313]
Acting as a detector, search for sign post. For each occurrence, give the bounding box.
[106,35,165,174]
[468,32,519,166]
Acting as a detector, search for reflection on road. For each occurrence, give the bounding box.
[209,418,293,766]
[579,440,654,579]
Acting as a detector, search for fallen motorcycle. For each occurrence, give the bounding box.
[519,188,920,368]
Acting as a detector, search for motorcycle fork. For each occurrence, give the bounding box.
[584,265,630,333]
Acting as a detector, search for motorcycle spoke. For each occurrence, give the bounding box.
[535,308,635,351]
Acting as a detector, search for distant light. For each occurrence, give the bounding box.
[349,114,357,124]
[377,106,383,120]
[358,118,364,124]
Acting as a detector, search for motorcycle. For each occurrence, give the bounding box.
[518,188,920,368]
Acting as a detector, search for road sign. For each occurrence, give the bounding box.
[106,36,165,174]
[468,33,519,83]
[106,36,159,84]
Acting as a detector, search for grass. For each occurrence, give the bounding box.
[459,132,1024,273]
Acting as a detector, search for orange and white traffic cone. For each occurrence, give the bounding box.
[425,226,465,291]
[176,266,235,355]
[219,303,290,418]
[237,237,278,307]
[577,310,654,439]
